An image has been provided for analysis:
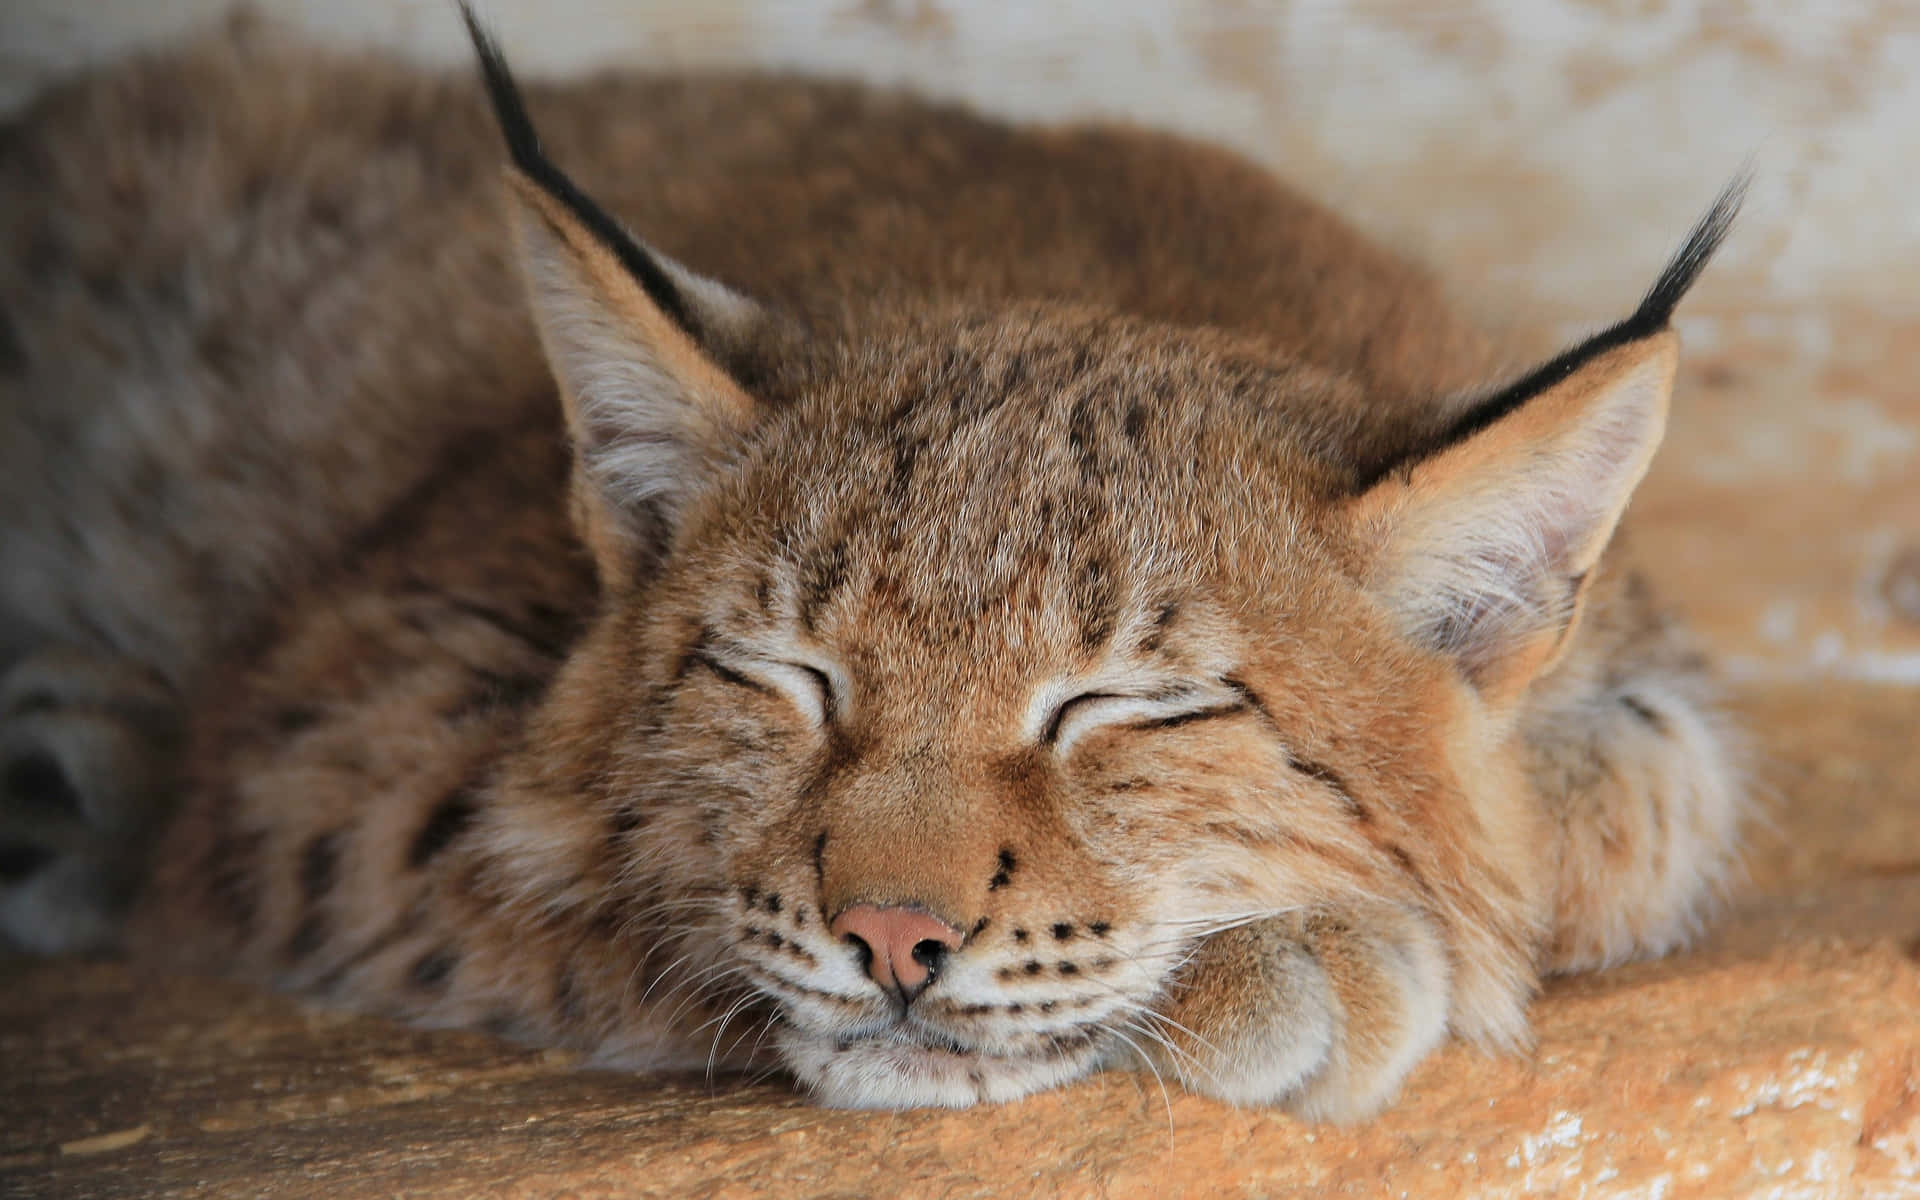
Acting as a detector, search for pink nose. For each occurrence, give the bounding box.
[829,903,964,1003]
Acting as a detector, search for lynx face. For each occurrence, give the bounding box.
[551,314,1482,1105]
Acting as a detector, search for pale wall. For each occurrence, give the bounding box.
[3,1,1918,681]
[4,1,1914,316]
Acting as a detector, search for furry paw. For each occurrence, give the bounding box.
[0,648,181,954]
[1139,906,1451,1120]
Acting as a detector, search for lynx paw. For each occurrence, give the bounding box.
[1141,906,1451,1120]
[0,648,181,954]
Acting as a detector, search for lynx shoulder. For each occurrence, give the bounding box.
[0,10,1745,1115]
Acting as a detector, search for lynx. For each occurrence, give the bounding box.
[0,10,1746,1116]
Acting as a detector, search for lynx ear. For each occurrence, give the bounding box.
[504,177,766,583]
[1347,178,1742,705]
[1349,335,1675,703]
[463,7,772,587]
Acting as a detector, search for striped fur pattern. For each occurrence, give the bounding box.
[0,15,1745,1116]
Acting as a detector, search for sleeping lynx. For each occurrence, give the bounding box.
[0,10,1746,1116]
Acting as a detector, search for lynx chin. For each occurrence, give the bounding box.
[0,7,1747,1117]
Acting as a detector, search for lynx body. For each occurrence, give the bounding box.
[0,16,1745,1114]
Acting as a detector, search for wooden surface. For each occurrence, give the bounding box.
[6,680,1918,1200]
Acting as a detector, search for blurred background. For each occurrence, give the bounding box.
[4,0,1917,683]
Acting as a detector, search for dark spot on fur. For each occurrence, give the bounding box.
[299,832,341,904]
[1023,960,1043,975]
[1000,350,1028,394]
[970,916,990,939]
[285,912,327,962]
[273,706,321,735]
[481,1012,521,1039]
[8,690,57,716]
[308,191,348,232]
[196,325,249,385]
[586,903,623,940]
[1039,1000,1057,1014]
[988,848,1016,891]
[1051,923,1074,941]
[1013,928,1029,943]
[238,167,273,211]
[1122,400,1147,442]
[799,541,850,630]
[0,842,53,882]
[1092,957,1115,971]
[82,271,123,306]
[1620,694,1669,733]
[409,783,479,868]
[609,805,645,836]
[812,832,828,887]
[205,827,266,936]
[1088,921,1111,937]
[410,946,458,990]
[308,906,423,993]
[792,904,809,927]
[890,435,924,493]
[0,308,25,374]
[1057,961,1078,975]
[764,892,782,914]
[1006,1002,1024,1014]
[1137,601,1179,654]
[1077,558,1117,650]
[3,751,82,821]
[1067,397,1099,476]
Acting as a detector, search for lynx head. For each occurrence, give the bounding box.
[461,12,1737,1107]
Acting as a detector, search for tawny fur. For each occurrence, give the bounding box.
[0,19,1744,1116]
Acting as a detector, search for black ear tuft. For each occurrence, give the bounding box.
[1358,171,1748,489]
[458,4,543,178]
[456,2,696,335]
[1623,169,1748,336]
